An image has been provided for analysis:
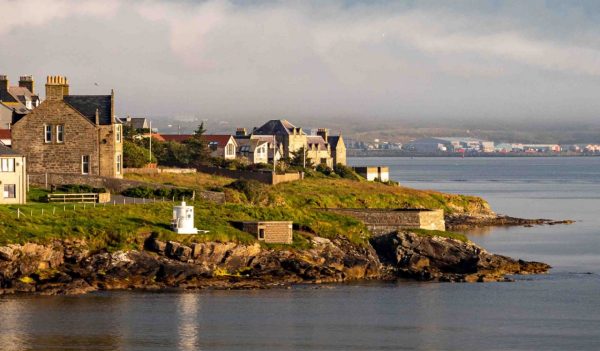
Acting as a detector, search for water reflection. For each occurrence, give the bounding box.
[177,293,200,351]
[0,298,27,351]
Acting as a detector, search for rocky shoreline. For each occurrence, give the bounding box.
[0,225,551,295]
[446,213,574,231]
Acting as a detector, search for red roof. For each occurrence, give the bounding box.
[0,129,11,140]
[203,134,234,147]
[158,134,193,142]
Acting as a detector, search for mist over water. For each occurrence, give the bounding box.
[1,157,599,351]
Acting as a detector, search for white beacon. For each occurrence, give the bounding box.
[171,201,198,234]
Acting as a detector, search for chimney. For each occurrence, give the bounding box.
[19,75,34,94]
[236,128,247,136]
[45,75,69,101]
[0,75,8,94]
[317,128,329,141]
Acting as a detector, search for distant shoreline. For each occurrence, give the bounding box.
[347,151,599,158]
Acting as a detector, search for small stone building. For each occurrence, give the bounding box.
[0,145,27,204]
[242,221,293,244]
[11,76,123,178]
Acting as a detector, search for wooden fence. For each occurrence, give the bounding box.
[47,193,99,203]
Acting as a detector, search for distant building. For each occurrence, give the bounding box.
[0,145,26,204]
[251,120,346,167]
[242,221,293,244]
[522,144,561,153]
[11,76,123,178]
[236,138,269,164]
[404,137,494,153]
[121,116,149,130]
[0,75,40,129]
[157,134,238,160]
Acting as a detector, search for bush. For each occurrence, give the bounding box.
[121,186,194,199]
[55,184,107,194]
[123,140,156,168]
[225,179,266,203]
[333,164,362,181]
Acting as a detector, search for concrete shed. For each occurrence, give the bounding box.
[242,221,293,244]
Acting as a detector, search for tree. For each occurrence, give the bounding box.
[290,147,313,168]
[184,122,211,168]
[123,140,156,168]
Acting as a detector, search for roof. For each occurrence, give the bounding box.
[0,144,20,156]
[327,135,341,148]
[159,134,193,142]
[253,119,303,135]
[307,135,327,147]
[125,117,148,129]
[64,95,113,125]
[237,138,268,153]
[204,134,235,147]
[0,129,11,140]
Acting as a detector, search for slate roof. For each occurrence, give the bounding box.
[307,135,327,148]
[0,144,20,156]
[253,119,303,135]
[64,95,113,125]
[328,135,340,148]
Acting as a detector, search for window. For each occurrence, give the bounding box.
[116,125,122,143]
[258,228,265,240]
[116,154,122,175]
[56,125,64,143]
[208,141,218,151]
[3,184,15,198]
[26,100,32,109]
[82,155,90,174]
[0,158,15,172]
[227,143,235,156]
[44,125,52,143]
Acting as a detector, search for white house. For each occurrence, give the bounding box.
[0,145,26,204]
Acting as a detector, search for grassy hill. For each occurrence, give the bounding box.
[0,173,487,249]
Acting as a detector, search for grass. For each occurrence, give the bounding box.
[0,172,492,249]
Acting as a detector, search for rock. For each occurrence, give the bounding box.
[0,246,15,261]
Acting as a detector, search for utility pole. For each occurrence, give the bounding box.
[303,146,306,168]
[149,120,152,163]
[273,139,277,172]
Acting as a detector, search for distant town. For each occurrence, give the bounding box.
[345,136,600,156]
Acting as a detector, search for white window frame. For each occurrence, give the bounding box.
[44,124,52,143]
[0,158,15,172]
[116,154,122,175]
[81,155,90,175]
[116,124,122,143]
[56,125,64,143]
[227,143,235,156]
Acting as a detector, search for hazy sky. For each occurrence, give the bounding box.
[2,0,600,125]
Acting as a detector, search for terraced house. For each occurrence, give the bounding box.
[0,75,40,130]
[11,76,123,178]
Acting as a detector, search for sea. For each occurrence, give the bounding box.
[1,157,599,351]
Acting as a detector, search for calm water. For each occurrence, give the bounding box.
[1,157,599,351]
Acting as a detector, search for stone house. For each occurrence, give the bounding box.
[236,138,269,164]
[11,76,123,178]
[158,134,238,160]
[242,221,293,244]
[251,120,346,167]
[0,75,40,129]
[0,145,27,204]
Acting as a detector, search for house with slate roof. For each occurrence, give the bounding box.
[0,75,40,130]
[11,76,123,178]
[0,144,27,204]
[251,119,346,167]
[156,134,238,160]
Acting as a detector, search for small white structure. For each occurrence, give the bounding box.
[172,201,198,234]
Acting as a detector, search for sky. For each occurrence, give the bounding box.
[2,0,600,127]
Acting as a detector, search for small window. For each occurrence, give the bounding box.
[116,125,122,143]
[116,154,122,174]
[44,125,52,143]
[56,125,64,143]
[227,143,235,156]
[26,100,32,110]
[0,158,15,172]
[258,228,265,240]
[3,184,15,198]
[82,155,90,175]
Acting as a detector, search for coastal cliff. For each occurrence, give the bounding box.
[0,232,550,295]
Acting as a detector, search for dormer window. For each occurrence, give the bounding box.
[26,100,32,110]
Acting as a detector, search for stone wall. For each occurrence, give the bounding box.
[242,221,293,244]
[123,168,197,175]
[320,208,445,235]
[27,172,225,204]
[12,100,100,175]
[196,166,302,185]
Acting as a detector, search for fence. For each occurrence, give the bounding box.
[47,193,99,203]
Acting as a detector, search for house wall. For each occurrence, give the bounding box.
[196,165,302,185]
[333,138,347,166]
[243,221,293,244]
[0,104,13,129]
[253,143,268,164]
[98,124,123,178]
[12,100,101,175]
[0,155,26,204]
[320,208,445,235]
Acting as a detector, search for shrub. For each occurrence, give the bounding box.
[121,186,194,199]
[55,184,107,194]
[334,164,362,181]
[225,179,266,203]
